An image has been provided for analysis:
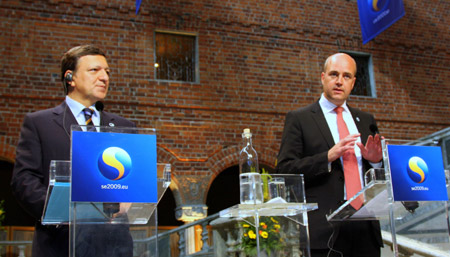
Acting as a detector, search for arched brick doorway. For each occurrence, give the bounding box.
[0,160,34,226]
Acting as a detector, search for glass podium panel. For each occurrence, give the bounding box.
[220,202,318,218]
[217,174,317,257]
[326,168,411,221]
[42,160,71,224]
[41,125,171,257]
[41,161,169,223]
[327,139,450,256]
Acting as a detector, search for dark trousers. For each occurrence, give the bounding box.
[311,221,381,257]
[75,223,133,257]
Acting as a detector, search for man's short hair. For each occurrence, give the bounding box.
[60,45,106,93]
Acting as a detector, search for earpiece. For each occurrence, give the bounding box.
[65,72,73,82]
[63,71,73,95]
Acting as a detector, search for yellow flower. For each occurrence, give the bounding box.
[239,216,285,256]
[260,231,268,238]
[0,210,3,215]
[248,230,256,239]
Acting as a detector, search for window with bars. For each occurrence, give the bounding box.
[154,31,198,83]
[341,51,376,97]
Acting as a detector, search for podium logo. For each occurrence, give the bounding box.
[407,156,428,184]
[98,147,132,180]
[371,0,389,11]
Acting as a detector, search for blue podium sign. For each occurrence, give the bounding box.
[388,145,448,201]
[71,131,157,203]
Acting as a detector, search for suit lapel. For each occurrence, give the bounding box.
[100,112,115,127]
[348,106,369,145]
[52,102,78,136]
[310,102,335,148]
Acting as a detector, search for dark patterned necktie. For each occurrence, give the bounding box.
[82,108,97,131]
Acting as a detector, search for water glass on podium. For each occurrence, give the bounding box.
[239,173,263,204]
[268,177,286,200]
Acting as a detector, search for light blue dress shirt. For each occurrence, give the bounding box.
[65,96,100,131]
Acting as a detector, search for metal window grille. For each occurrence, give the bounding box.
[154,31,197,82]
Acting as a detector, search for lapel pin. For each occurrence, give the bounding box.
[109,123,115,127]
[356,117,360,122]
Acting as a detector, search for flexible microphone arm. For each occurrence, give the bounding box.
[95,101,104,132]
[96,101,121,218]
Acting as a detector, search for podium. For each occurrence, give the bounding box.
[327,139,450,256]
[41,126,171,257]
[215,174,317,257]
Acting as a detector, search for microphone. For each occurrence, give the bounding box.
[103,202,120,218]
[402,201,419,214]
[95,101,104,112]
[95,101,104,132]
[369,124,379,135]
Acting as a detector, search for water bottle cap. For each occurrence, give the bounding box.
[242,128,252,138]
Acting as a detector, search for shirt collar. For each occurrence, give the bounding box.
[65,96,99,117]
[319,93,350,114]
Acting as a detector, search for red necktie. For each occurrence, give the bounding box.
[335,107,363,210]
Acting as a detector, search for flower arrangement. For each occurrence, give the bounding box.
[238,216,285,256]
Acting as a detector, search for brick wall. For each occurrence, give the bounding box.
[1,0,449,220]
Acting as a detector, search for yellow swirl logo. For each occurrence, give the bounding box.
[98,147,132,180]
[407,156,428,184]
[371,0,389,12]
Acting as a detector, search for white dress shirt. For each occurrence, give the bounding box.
[319,94,365,191]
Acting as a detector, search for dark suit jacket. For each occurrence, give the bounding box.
[276,101,382,250]
[11,101,135,257]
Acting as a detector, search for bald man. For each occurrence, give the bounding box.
[277,53,383,257]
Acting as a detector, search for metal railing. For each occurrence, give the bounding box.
[0,240,32,257]
[133,213,219,257]
[381,231,450,257]
[1,215,450,257]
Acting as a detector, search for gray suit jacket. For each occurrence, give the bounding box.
[276,101,382,249]
[11,101,135,257]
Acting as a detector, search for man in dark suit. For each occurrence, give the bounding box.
[11,45,134,257]
[276,53,383,257]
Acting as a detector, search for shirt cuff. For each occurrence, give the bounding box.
[369,161,382,168]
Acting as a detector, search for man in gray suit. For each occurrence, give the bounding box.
[277,53,383,257]
[11,45,134,257]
